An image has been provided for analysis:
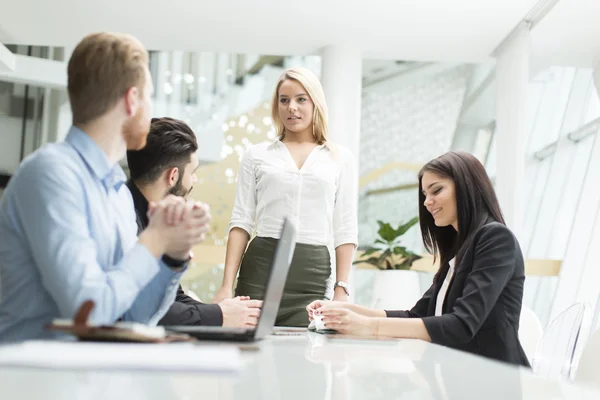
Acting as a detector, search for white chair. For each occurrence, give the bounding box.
[574,328,600,389]
[518,305,544,364]
[532,302,588,381]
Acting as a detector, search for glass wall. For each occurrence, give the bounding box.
[488,67,600,327]
[0,45,52,195]
[5,46,598,325]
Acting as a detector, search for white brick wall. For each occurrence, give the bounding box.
[358,66,469,248]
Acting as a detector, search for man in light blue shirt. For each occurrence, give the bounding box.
[0,32,210,341]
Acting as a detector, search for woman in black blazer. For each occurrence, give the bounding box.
[307,151,530,367]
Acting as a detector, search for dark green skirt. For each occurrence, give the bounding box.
[235,236,331,327]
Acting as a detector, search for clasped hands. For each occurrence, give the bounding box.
[146,195,211,260]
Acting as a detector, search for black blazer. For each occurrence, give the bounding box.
[386,221,530,367]
[126,180,223,327]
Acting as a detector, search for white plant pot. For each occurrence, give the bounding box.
[371,270,422,311]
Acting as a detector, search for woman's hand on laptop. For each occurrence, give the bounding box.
[219,296,263,328]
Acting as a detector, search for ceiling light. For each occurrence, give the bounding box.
[184,73,195,84]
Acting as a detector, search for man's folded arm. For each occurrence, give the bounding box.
[15,157,179,325]
[157,285,223,326]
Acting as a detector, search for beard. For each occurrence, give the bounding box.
[166,175,193,198]
[122,107,151,150]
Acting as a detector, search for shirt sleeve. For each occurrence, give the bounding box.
[13,154,181,326]
[332,148,358,248]
[120,254,183,325]
[229,147,257,236]
[157,285,224,326]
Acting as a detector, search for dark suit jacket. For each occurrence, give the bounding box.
[126,180,223,326]
[386,221,530,367]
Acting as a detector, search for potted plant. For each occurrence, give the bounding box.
[354,217,424,310]
[354,217,422,270]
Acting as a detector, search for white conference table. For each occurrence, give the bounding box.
[0,330,598,400]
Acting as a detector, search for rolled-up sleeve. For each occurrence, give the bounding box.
[229,148,257,236]
[333,149,358,248]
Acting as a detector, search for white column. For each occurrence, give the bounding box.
[169,51,184,118]
[153,52,170,117]
[48,46,73,143]
[319,45,362,164]
[320,46,362,302]
[580,66,600,329]
[494,25,530,238]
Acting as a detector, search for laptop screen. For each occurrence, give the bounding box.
[253,218,297,339]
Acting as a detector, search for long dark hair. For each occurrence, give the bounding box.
[418,151,505,283]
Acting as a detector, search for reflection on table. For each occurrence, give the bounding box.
[1,331,599,400]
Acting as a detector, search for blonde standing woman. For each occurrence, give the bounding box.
[212,67,358,327]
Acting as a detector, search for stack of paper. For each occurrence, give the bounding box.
[0,340,243,372]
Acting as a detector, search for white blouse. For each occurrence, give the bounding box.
[435,258,456,316]
[229,137,358,248]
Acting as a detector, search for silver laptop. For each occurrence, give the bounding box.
[166,218,297,341]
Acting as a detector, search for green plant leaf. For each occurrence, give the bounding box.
[378,249,393,270]
[393,252,423,270]
[352,256,385,270]
[393,246,409,256]
[377,220,396,242]
[367,216,422,270]
[394,216,420,237]
[393,262,413,270]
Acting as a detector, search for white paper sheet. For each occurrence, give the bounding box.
[0,340,243,372]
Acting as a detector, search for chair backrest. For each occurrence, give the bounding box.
[518,305,544,363]
[532,302,588,381]
[574,328,600,389]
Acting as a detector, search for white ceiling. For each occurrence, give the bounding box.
[531,0,600,67]
[1,0,599,67]
[0,0,538,62]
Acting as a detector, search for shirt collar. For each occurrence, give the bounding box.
[65,126,127,191]
[269,135,330,150]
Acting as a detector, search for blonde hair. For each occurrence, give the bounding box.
[68,32,148,125]
[270,67,329,145]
